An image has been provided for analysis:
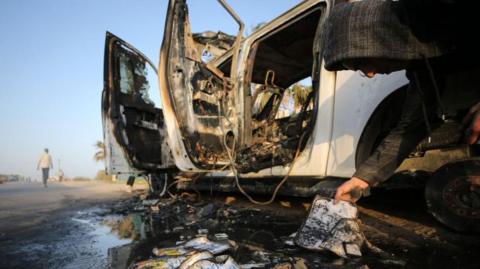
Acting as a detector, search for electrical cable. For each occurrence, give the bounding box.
[218,75,309,205]
[424,57,446,121]
[224,131,308,205]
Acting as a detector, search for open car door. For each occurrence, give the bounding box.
[159,0,244,172]
[102,32,174,175]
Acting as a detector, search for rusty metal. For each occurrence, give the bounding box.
[216,0,244,81]
[426,159,480,233]
[442,177,480,219]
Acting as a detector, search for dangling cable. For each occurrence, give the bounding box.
[224,131,308,205]
[424,57,446,121]
[218,74,308,205]
[413,71,433,143]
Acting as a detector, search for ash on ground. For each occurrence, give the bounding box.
[106,192,410,269]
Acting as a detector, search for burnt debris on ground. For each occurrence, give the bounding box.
[101,188,480,269]
[104,192,415,269]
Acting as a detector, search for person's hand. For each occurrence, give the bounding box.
[334,177,370,204]
[463,102,480,144]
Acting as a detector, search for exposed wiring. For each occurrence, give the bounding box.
[144,174,152,190]
[166,173,204,199]
[166,179,179,198]
[147,173,167,197]
[158,174,168,197]
[166,177,189,198]
[218,75,308,205]
[424,57,446,121]
[191,175,202,199]
[413,71,433,143]
[224,131,308,205]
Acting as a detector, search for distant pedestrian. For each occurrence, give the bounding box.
[37,148,53,187]
[58,169,64,182]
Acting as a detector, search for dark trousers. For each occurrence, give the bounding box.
[354,68,440,185]
[42,168,49,186]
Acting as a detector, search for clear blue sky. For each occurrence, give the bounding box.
[0,0,300,180]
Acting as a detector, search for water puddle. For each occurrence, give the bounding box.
[60,207,133,268]
[72,217,132,258]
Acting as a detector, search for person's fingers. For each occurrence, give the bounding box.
[336,192,353,204]
[334,184,353,204]
[334,192,341,204]
[334,186,345,204]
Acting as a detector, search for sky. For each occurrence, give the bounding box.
[0,0,301,180]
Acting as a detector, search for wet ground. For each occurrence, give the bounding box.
[0,182,141,269]
[0,204,132,269]
[1,183,479,268]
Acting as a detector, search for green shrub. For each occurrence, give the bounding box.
[95,170,113,182]
[72,176,92,181]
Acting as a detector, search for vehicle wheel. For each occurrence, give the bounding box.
[149,173,169,197]
[425,159,480,233]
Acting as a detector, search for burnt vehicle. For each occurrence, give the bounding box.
[102,0,480,232]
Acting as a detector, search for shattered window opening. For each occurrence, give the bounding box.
[233,9,322,172]
[117,48,155,107]
[251,79,314,120]
[119,53,134,95]
[108,37,171,170]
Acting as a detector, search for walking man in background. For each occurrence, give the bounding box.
[37,148,53,187]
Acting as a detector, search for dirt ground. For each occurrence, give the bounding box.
[357,189,480,268]
[0,181,479,269]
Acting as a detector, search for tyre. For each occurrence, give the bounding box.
[425,159,480,233]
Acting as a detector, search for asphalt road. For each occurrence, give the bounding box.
[0,181,137,235]
[0,181,144,269]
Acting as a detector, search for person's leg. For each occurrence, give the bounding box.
[42,168,49,187]
[354,69,439,185]
[42,169,46,187]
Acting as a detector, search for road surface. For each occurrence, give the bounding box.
[0,181,143,269]
[0,181,139,234]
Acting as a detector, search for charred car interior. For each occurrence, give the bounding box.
[161,0,323,173]
[228,7,321,173]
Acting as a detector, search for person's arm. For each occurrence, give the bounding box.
[49,155,53,169]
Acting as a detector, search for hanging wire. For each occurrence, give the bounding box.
[424,57,446,121]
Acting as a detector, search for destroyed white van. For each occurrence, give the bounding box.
[102,0,480,232]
